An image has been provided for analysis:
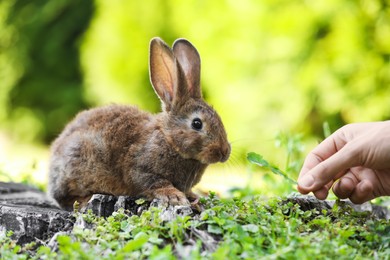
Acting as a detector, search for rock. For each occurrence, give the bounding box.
[0,182,74,245]
[0,191,58,209]
[285,193,333,212]
[191,227,218,252]
[80,194,118,217]
[81,194,195,222]
[0,204,74,245]
[159,205,193,222]
[80,194,146,217]
[0,182,39,193]
[371,205,390,220]
[286,193,390,220]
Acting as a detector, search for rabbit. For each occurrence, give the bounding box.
[48,37,231,211]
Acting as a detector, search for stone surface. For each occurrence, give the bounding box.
[80,194,147,217]
[286,193,390,220]
[81,194,196,221]
[0,182,74,245]
[0,181,41,194]
[0,204,74,245]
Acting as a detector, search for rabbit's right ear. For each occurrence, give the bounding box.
[149,37,177,111]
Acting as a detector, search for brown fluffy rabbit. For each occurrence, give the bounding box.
[48,38,231,211]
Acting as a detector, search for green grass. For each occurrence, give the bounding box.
[1,192,389,259]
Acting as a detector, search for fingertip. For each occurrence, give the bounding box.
[332,177,355,199]
[297,185,310,195]
[358,181,373,194]
[313,187,329,200]
[298,175,315,190]
[349,181,373,204]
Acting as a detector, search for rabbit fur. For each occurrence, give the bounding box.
[48,38,231,211]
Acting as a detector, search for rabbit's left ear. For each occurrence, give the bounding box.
[173,39,202,99]
[149,37,178,111]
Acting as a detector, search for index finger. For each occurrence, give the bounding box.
[299,144,359,193]
[297,129,354,195]
[299,129,348,178]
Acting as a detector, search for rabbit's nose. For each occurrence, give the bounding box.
[219,143,231,163]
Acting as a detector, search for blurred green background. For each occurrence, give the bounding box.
[1,0,389,195]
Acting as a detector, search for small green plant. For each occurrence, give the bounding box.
[247,152,297,185]
[246,132,304,194]
[274,132,305,176]
[230,132,304,198]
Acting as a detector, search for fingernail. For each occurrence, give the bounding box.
[299,175,315,188]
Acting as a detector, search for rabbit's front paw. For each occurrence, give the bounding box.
[186,190,200,204]
[152,187,190,207]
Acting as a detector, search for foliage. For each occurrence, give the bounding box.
[80,0,390,159]
[0,0,93,143]
[1,0,390,158]
[1,193,389,259]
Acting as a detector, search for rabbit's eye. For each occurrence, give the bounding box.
[191,118,203,130]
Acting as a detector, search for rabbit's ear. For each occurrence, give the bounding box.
[149,37,177,111]
[173,39,202,99]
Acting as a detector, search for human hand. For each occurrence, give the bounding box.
[297,121,390,204]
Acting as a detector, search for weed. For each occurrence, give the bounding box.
[247,152,298,185]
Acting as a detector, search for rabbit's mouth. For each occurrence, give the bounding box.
[198,143,231,164]
[219,143,231,163]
